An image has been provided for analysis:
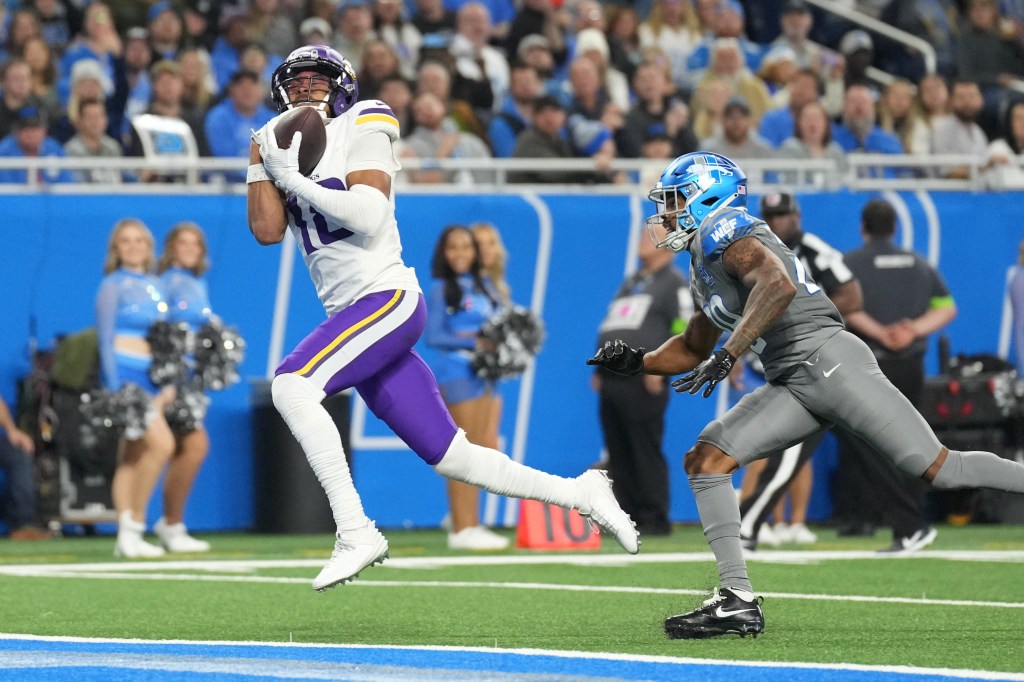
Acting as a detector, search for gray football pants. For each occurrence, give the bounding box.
[699,331,941,478]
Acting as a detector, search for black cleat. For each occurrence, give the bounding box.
[664,587,765,640]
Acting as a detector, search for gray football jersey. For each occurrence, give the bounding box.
[688,206,844,381]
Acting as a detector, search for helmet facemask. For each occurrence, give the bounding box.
[271,46,359,118]
[645,179,705,252]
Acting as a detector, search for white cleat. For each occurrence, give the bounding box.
[312,521,389,592]
[114,511,165,558]
[757,523,782,548]
[576,469,640,554]
[154,517,211,553]
[788,523,818,545]
[773,522,793,544]
[447,525,510,551]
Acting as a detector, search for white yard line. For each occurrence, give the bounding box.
[2,568,1022,610]
[3,549,1023,576]
[0,634,1022,681]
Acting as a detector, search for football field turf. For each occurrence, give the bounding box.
[1,524,1022,680]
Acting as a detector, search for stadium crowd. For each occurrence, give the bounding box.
[1,0,1024,184]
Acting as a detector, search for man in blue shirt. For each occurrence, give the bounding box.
[0,107,74,184]
[203,70,276,182]
[831,83,903,154]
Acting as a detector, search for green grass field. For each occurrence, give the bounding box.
[2,524,1023,676]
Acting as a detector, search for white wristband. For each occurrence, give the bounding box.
[246,163,270,184]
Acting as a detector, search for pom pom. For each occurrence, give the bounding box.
[79,383,155,444]
[193,319,246,391]
[164,379,210,435]
[146,320,191,387]
[471,306,545,381]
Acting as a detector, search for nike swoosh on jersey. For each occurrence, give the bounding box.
[715,606,756,618]
[823,363,841,377]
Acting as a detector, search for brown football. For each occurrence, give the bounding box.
[273,107,327,176]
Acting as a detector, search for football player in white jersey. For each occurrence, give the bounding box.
[247,46,640,591]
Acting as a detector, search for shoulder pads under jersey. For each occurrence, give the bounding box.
[698,207,766,261]
[347,99,400,142]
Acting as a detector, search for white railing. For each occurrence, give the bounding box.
[802,0,937,75]
[0,154,1019,193]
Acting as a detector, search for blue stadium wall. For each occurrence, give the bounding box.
[1,190,1019,531]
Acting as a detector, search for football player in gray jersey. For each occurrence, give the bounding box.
[589,152,1024,640]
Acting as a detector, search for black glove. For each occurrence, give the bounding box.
[587,339,645,376]
[672,348,736,397]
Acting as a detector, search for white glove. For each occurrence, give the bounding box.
[258,128,304,194]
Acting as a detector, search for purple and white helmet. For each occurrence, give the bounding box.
[271,45,359,117]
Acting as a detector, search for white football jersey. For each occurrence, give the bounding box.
[287,99,420,316]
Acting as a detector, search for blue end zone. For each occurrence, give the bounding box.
[0,637,1016,681]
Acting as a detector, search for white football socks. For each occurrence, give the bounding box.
[434,430,584,509]
[272,373,368,531]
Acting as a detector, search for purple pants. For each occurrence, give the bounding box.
[276,289,458,465]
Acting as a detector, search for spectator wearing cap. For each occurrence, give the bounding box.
[778,99,847,185]
[489,62,543,157]
[57,2,121,107]
[210,8,250,92]
[358,40,402,100]
[0,106,74,183]
[770,0,830,73]
[759,45,799,106]
[203,70,274,181]
[693,38,772,124]
[505,0,568,68]
[639,0,701,89]
[299,17,333,47]
[181,1,221,51]
[1,60,49,139]
[121,28,154,135]
[700,95,774,160]
[619,60,697,158]
[838,29,875,92]
[247,0,298,61]
[450,3,509,112]
[930,79,989,179]
[510,94,596,183]
[516,34,564,96]
[573,27,630,113]
[371,0,422,80]
[412,0,458,40]
[146,1,183,62]
[333,1,377,73]
[401,90,493,184]
[686,0,765,83]
[64,97,123,183]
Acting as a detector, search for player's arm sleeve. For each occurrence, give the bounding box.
[285,132,396,237]
[95,278,121,390]
[423,282,476,351]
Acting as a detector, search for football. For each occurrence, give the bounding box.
[273,107,327,176]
